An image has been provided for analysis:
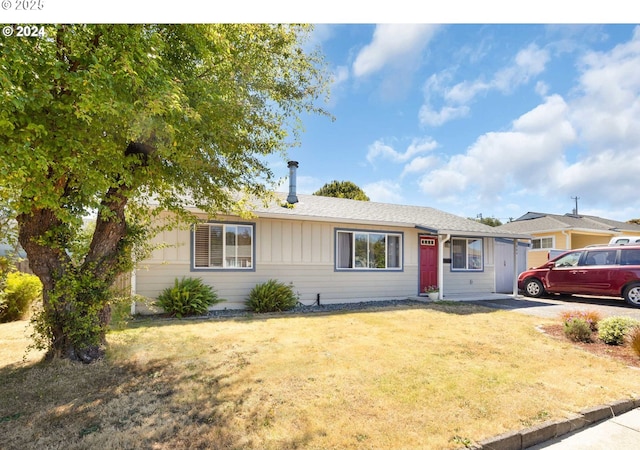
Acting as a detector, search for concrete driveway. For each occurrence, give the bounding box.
[470,295,640,320]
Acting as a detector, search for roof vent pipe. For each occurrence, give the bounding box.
[286,161,299,204]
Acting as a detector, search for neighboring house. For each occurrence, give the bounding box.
[497,211,640,269]
[132,164,531,313]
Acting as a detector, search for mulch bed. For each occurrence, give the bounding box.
[540,324,640,369]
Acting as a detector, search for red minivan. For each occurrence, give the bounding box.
[518,244,640,307]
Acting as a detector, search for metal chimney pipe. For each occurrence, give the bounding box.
[286,161,299,204]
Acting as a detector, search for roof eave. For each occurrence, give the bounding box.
[437,229,532,240]
[255,211,412,228]
[525,227,622,236]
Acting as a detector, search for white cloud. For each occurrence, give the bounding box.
[418,104,470,127]
[401,155,439,177]
[493,44,549,93]
[535,80,549,96]
[353,24,440,78]
[444,80,489,104]
[417,26,640,215]
[326,65,351,106]
[419,43,550,127]
[419,72,473,125]
[552,26,640,210]
[366,137,437,165]
[362,180,403,203]
[333,65,350,86]
[418,94,577,203]
[556,150,640,199]
[418,168,469,199]
[570,26,640,152]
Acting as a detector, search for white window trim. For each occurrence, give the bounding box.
[335,229,403,271]
[531,236,555,251]
[451,237,484,271]
[192,222,255,271]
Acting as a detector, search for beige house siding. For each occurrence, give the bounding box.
[135,261,419,312]
[134,215,423,312]
[442,266,495,295]
[442,237,495,295]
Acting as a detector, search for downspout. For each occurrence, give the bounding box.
[130,268,137,315]
[512,239,519,297]
[438,234,451,300]
[561,230,571,249]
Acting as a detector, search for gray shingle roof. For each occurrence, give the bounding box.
[254,193,530,239]
[496,211,640,234]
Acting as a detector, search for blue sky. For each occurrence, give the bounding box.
[272,24,640,223]
[8,4,640,222]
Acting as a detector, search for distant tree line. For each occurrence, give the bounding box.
[313,180,370,201]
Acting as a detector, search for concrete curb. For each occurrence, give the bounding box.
[474,398,640,450]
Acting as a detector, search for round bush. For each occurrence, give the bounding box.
[156,277,222,318]
[563,318,593,343]
[559,310,601,332]
[246,279,298,313]
[598,316,640,345]
[0,272,43,323]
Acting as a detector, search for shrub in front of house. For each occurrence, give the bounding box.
[597,316,640,345]
[0,272,43,323]
[156,277,222,318]
[559,310,601,332]
[246,279,298,313]
[563,317,593,343]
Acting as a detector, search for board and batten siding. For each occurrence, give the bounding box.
[134,215,420,312]
[441,237,496,296]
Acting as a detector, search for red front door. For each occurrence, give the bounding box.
[419,235,438,293]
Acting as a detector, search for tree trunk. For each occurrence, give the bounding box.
[16,208,82,360]
[16,143,147,364]
[17,189,130,363]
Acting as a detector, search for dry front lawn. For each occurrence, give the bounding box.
[1,302,640,449]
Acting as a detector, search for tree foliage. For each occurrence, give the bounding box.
[471,216,503,227]
[312,180,370,201]
[0,24,329,362]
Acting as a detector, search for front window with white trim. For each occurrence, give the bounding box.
[336,230,402,270]
[193,223,253,269]
[451,238,483,271]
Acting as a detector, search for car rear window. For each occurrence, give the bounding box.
[620,249,640,265]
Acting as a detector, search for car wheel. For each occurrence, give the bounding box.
[523,278,544,298]
[623,283,640,307]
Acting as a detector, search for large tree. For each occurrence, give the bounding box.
[313,180,370,201]
[0,24,329,362]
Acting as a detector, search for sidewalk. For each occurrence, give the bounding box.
[476,395,640,450]
[527,406,640,449]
